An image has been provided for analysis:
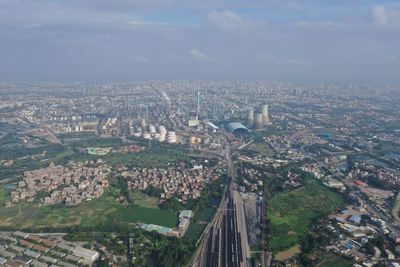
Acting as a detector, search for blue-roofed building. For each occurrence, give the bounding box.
[139,223,172,236]
[335,217,346,223]
[344,242,354,249]
[319,131,332,139]
[224,122,251,136]
[349,214,362,224]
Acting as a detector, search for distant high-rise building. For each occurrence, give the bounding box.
[197,90,201,116]
[212,95,217,119]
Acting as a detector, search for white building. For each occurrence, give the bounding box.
[72,246,100,265]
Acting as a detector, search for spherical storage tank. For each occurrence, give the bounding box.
[167,131,177,143]
[149,125,156,134]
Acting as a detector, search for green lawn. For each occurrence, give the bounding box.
[0,186,177,230]
[183,208,216,242]
[247,143,275,157]
[193,208,215,222]
[130,190,160,209]
[58,132,97,141]
[116,206,177,228]
[0,185,9,207]
[313,250,352,267]
[268,177,344,252]
[184,223,206,242]
[104,149,186,167]
[56,145,188,168]
[66,136,123,147]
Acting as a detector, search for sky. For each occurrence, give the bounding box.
[1,0,400,83]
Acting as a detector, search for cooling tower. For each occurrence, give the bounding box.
[261,104,270,124]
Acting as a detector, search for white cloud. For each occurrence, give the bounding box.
[372,5,388,26]
[207,10,246,29]
[371,5,400,27]
[189,49,213,61]
[127,20,168,27]
[0,0,167,31]
[292,20,342,29]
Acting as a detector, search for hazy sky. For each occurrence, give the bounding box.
[1,0,400,83]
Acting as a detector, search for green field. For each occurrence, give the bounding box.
[104,148,187,167]
[193,208,215,222]
[65,135,123,147]
[184,208,216,242]
[247,143,275,157]
[58,132,97,141]
[184,223,207,242]
[116,206,177,227]
[0,135,189,231]
[0,185,9,207]
[0,144,66,161]
[313,250,352,267]
[0,186,177,230]
[130,190,160,209]
[268,176,344,253]
[50,144,188,168]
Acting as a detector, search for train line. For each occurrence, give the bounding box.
[202,187,244,267]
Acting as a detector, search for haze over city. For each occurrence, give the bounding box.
[1,1,400,267]
[1,0,400,83]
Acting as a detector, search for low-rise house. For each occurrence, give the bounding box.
[0,250,16,259]
[49,250,65,258]
[33,244,50,253]
[19,239,34,248]
[56,243,74,252]
[65,254,82,264]
[14,255,32,265]
[4,260,23,267]
[57,260,76,267]
[12,232,28,239]
[9,245,25,253]
[40,255,58,264]
[24,249,40,259]
[30,260,48,267]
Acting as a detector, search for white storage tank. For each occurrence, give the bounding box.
[143,132,151,139]
[149,125,156,134]
[167,131,177,144]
